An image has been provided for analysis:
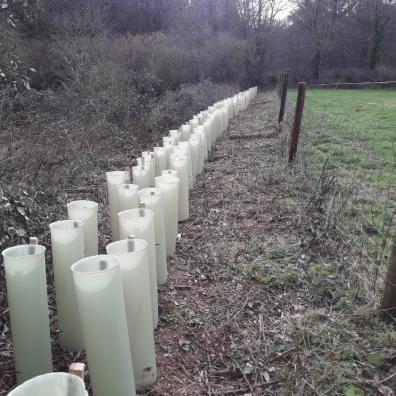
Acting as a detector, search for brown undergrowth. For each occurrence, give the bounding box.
[1,92,395,395]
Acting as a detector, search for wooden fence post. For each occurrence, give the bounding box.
[278,72,289,124]
[277,73,283,97]
[381,236,396,317]
[288,82,307,163]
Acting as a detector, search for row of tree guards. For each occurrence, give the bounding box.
[276,72,396,317]
[2,87,258,396]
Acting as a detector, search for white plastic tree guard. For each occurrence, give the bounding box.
[106,170,130,241]
[49,220,85,351]
[67,200,98,257]
[106,238,157,387]
[138,188,168,285]
[2,243,52,384]
[8,373,87,396]
[71,255,136,396]
[118,208,158,328]
[155,174,180,257]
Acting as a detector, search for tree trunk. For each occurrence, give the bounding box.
[312,50,321,79]
[369,0,388,70]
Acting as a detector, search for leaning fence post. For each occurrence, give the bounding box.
[278,72,289,124]
[381,236,396,317]
[288,82,307,163]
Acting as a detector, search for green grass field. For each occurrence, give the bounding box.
[290,88,396,186]
[289,88,396,289]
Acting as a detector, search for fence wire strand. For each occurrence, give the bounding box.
[288,90,396,303]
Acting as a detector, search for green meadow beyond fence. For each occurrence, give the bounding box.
[286,86,396,305]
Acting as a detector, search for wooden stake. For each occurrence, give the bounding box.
[289,82,307,163]
[69,362,85,381]
[28,237,38,255]
[139,201,145,217]
[381,237,396,317]
[127,234,135,252]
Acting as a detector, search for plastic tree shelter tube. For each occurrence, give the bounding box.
[132,165,152,189]
[154,147,168,176]
[106,238,157,387]
[106,170,130,241]
[177,141,193,189]
[169,153,189,221]
[49,220,84,351]
[2,240,53,384]
[138,188,168,285]
[71,255,136,396]
[118,207,158,328]
[116,183,139,213]
[8,372,87,396]
[67,200,98,257]
[155,174,179,257]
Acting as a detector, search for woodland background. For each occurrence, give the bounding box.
[1,0,396,248]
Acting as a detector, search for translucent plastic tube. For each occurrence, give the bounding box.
[106,170,130,241]
[226,99,233,121]
[180,124,192,141]
[190,118,199,129]
[155,174,179,257]
[8,372,87,396]
[221,108,228,131]
[117,184,139,213]
[161,169,178,177]
[189,135,200,178]
[154,147,168,176]
[188,137,200,180]
[197,125,209,160]
[163,136,176,147]
[169,129,181,143]
[132,165,152,189]
[118,208,158,328]
[177,141,193,189]
[193,126,208,162]
[214,110,222,138]
[138,188,167,285]
[169,154,189,221]
[203,120,213,151]
[198,112,207,126]
[49,220,84,352]
[106,239,156,387]
[142,152,155,182]
[191,131,206,174]
[67,200,98,257]
[71,255,135,396]
[2,243,52,384]
[233,97,239,116]
[171,145,186,157]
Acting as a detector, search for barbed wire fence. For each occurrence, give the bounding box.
[277,74,396,307]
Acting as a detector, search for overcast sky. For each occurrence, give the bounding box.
[278,0,295,20]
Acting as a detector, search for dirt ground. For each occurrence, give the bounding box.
[151,95,299,395]
[148,92,396,395]
[150,92,304,395]
[1,92,395,395]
